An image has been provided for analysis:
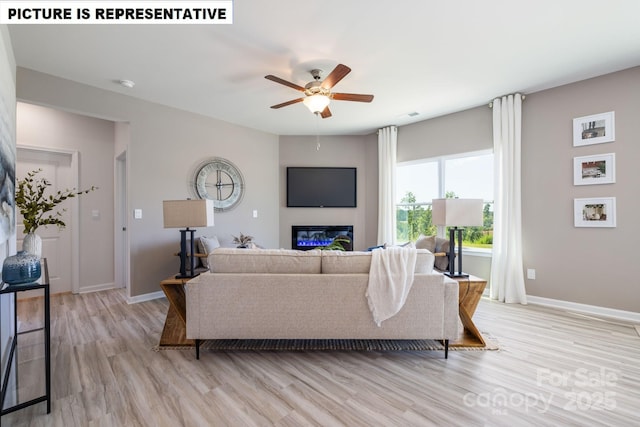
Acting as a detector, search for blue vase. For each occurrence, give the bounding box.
[2,251,42,285]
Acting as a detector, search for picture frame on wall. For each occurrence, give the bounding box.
[573,111,615,147]
[574,197,616,228]
[573,153,615,186]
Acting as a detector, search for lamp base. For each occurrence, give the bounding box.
[444,272,469,278]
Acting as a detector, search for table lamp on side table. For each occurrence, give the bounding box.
[432,198,483,278]
[163,199,214,279]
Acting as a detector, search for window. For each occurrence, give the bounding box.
[396,150,493,249]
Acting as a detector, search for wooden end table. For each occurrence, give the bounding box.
[159,276,194,347]
[449,274,487,347]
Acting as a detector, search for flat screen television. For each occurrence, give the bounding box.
[286,167,357,208]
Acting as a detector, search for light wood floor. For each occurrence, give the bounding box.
[3,288,639,426]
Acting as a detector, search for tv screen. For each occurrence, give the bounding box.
[287,167,357,208]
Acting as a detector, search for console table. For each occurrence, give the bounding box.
[450,274,487,347]
[0,259,51,416]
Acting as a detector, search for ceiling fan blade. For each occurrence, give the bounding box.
[321,64,351,90]
[320,106,332,119]
[265,75,305,92]
[270,98,304,109]
[332,93,374,103]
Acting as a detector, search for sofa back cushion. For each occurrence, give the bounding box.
[321,249,435,274]
[209,248,322,274]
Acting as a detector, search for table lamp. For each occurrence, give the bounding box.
[163,199,214,278]
[432,198,483,278]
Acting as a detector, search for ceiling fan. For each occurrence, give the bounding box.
[265,64,374,118]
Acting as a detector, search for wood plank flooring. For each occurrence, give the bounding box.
[3,289,639,426]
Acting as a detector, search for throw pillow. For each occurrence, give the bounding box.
[198,235,220,269]
[415,234,436,252]
[434,238,452,271]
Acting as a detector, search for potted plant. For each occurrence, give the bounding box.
[232,232,254,249]
[15,169,97,257]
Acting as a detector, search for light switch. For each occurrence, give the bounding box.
[134,209,142,219]
[253,210,258,218]
[527,269,536,280]
[91,209,100,219]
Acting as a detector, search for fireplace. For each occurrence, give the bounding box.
[292,225,354,251]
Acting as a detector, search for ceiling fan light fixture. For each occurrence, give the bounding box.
[303,94,330,114]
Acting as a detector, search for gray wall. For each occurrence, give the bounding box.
[521,66,639,312]
[398,106,493,162]
[279,135,378,251]
[16,102,115,292]
[17,68,280,298]
[396,66,640,312]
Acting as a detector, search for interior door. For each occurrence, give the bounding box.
[16,148,75,295]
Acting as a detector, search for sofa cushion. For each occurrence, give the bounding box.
[415,234,454,271]
[198,236,220,269]
[210,248,322,274]
[321,251,372,273]
[321,249,434,274]
[415,234,437,252]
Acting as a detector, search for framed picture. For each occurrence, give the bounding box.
[573,153,615,185]
[573,111,615,146]
[574,197,616,227]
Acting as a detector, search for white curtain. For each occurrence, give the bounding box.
[490,94,527,304]
[377,126,397,245]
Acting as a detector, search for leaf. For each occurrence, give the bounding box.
[15,169,99,233]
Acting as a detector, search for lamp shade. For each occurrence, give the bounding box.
[303,94,330,113]
[163,199,214,228]
[432,198,483,227]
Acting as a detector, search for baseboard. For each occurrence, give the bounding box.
[78,282,116,294]
[127,290,164,305]
[526,295,640,324]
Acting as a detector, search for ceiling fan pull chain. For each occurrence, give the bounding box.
[315,112,321,151]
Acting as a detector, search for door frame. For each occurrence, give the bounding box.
[115,149,130,297]
[17,145,80,293]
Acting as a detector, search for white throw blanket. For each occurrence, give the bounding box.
[366,245,417,326]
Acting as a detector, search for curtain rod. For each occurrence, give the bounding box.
[488,94,525,108]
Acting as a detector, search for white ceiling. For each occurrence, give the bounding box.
[8,1,640,136]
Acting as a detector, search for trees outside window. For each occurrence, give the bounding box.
[396,151,493,249]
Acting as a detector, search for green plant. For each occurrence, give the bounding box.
[316,236,351,251]
[15,169,98,234]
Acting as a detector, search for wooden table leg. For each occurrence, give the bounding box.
[159,304,194,347]
[159,277,194,347]
[453,305,486,347]
[450,276,487,347]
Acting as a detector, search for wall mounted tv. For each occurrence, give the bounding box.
[286,167,357,208]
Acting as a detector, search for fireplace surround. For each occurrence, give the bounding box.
[292,225,354,251]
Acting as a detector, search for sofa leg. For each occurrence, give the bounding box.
[444,339,449,359]
[195,339,201,360]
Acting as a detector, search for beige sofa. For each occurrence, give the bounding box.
[185,248,459,359]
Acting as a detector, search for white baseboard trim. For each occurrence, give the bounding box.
[78,282,116,294]
[127,290,164,305]
[527,295,640,324]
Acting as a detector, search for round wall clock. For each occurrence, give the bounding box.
[193,157,244,212]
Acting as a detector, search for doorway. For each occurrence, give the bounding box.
[16,146,79,294]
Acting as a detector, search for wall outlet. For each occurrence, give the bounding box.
[253,210,258,218]
[134,209,142,219]
[527,269,536,280]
